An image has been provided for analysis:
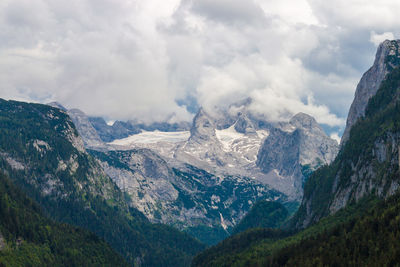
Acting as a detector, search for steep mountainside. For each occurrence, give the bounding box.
[0,99,205,267]
[65,101,337,244]
[341,40,400,145]
[0,172,127,266]
[256,113,338,198]
[90,148,284,245]
[294,42,400,229]
[191,39,400,267]
[108,108,337,202]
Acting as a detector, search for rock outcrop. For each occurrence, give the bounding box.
[294,40,400,229]
[256,112,339,199]
[341,40,400,145]
[67,109,105,148]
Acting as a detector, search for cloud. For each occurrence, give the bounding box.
[370,31,395,46]
[0,0,399,131]
[330,132,341,144]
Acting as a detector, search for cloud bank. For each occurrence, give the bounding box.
[0,0,399,131]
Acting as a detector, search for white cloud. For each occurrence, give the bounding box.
[370,31,395,46]
[0,0,399,131]
[330,132,341,144]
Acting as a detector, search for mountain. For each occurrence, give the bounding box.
[67,109,105,148]
[341,40,400,145]
[191,39,400,266]
[294,39,400,228]
[87,117,191,143]
[62,101,337,204]
[89,118,141,143]
[89,148,284,245]
[256,112,339,199]
[234,112,257,135]
[0,172,128,266]
[63,100,337,244]
[0,99,205,266]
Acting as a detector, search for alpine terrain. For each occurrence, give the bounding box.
[57,97,339,245]
[192,39,400,266]
[0,99,205,266]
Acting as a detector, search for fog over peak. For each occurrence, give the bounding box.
[1,0,400,136]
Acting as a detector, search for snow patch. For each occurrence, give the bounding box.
[110,130,190,146]
[216,126,245,151]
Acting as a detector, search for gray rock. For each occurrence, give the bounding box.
[341,40,400,145]
[188,108,218,144]
[234,112,257,135]
[67,109,105,148]
[256,112,339,199]
[94,148,284,233]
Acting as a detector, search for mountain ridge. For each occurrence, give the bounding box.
[0,98,205,266]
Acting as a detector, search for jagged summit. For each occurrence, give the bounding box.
[189,108,217,143]
[341,39,400,145]
[234,112,256,134]
[257,112,339,199]
[293,39,400,229]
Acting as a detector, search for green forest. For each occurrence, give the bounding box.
[0,172,127,266]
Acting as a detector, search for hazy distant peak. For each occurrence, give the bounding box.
[47,101,67,111]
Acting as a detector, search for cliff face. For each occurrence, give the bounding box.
[91,148,284,245]
[341,40,400,145]
[256,113,339,199]
[294,42,400,229]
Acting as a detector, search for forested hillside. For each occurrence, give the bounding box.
[0,99,205,266]
[0,172,127,266]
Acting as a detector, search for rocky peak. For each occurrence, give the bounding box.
[341,39,400,145]
[256,112,339,199]
[234,112,256,134]
[289,112,319,131]
[189,108,217,143]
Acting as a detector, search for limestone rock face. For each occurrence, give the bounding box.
[62,104,338,235]
[234,112,257,135]
[341,40,400,145]
[256,113,339,199]
[188,108,218,144]
[67,109,105,148]
[94,148,283,236]
[293,40,400,229]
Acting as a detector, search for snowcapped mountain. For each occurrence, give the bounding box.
[54,102,338,244]
[105,108,337,201]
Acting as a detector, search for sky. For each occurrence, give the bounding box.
[1,0,400,139]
